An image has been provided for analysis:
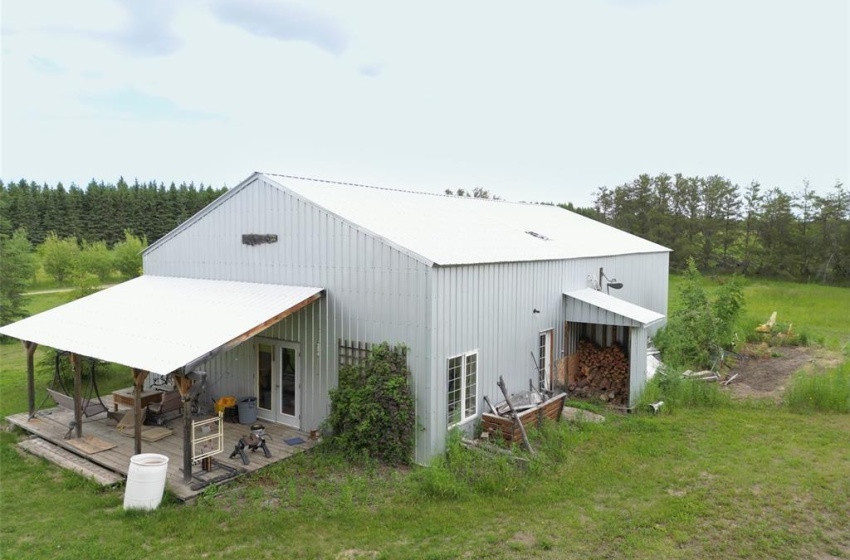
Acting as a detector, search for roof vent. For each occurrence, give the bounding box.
[525,231,550,241]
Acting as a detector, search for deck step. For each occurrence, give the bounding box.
[18,437,124,486]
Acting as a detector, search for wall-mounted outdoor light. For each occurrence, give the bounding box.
[599,267,623,294]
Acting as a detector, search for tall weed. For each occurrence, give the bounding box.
[785,363,850,414]
[637,367,731,413]
[412,430,529,499]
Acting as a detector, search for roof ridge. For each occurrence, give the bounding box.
[262,172,516,204]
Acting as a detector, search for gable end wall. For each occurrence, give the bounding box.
[144,177,436,461]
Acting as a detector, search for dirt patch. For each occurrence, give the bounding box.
[509,531,537,548]
[723,345,843,401]
[336,550,379,559]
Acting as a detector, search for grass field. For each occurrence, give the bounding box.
[1,279,848,559]
[0,293,129,418]
[668,275,850,351]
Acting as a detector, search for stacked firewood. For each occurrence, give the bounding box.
[568,339,629,405]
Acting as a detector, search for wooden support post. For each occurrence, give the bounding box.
[69,353,84,439]
[131,369,149,455]
[173,372,195,484]
[24,341,38,418]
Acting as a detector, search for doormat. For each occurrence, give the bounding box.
[141,427,173,442]
[284,437,305,446]
[66,435,116,455]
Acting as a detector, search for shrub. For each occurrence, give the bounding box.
[39,232,79,284]
[79,240,114,282]
[69,271,101,301]
[784,363,850,414]
[326,343,415,465]
[655,259,745,369]
[113,231,147,278]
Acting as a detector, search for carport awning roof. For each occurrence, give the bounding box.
[564,288,665,328]
[0,276,323,375]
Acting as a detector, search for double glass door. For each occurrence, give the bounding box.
[257,340,300,428]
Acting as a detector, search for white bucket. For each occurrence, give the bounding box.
[123,453,169,510]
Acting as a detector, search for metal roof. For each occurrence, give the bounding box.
[564,288,665,327]
[262,174,670,266]
[0,276,323,375]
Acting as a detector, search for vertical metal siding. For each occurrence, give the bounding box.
[144,177,433,461]
[428,252,668,455]
[629,327,648,406]
[144,177,669,461]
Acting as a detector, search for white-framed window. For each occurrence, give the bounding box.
[448,351,477,426]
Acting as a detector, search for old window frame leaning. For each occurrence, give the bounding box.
[447,351,478,427]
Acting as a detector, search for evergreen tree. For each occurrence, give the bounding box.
[794,180,818,280]
[756,188,797,278]
[741,181,763,274]
[0,229,36,326]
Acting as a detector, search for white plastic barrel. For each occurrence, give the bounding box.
[123,453,169,510]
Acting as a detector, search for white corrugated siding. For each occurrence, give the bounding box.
[564,288,665,327]
[428,251,669,451]
[629,327,649,405]
[144,176,434,460]
[144,174,670,461]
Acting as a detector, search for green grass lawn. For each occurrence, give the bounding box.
[669,275,850,351]
[1,281,848,559]
[1,408,847,559]
[0,293,129,418]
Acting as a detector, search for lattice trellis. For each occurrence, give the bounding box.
[338,339,407,369]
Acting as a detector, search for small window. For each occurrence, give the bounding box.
[448,351,478,426]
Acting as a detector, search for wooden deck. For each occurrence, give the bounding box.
[7,396,317,502]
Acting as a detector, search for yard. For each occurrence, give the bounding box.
[1,277,848,559]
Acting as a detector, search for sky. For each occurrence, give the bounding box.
[1,0,847,207]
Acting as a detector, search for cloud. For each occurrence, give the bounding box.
[358,63,383,78]
[29,55,64,75]
[80,88,225,122]
[210,0,348,55]
[85,0,182,57]
[605,0,670,6]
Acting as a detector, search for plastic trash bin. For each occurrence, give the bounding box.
[237,397,258,424]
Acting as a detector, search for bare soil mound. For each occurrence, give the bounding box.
[724,345,843,401]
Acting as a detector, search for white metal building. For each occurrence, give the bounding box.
[139,172,670,462]
[1,172,669,464]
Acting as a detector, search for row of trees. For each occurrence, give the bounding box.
[39,231,147,284]
[592,174,849,284]
[0,230,147,326]
[3,173,847,288]
[0,178,227,246]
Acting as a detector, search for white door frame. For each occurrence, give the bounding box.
[255,338,301,429]
[539,329,554,391]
